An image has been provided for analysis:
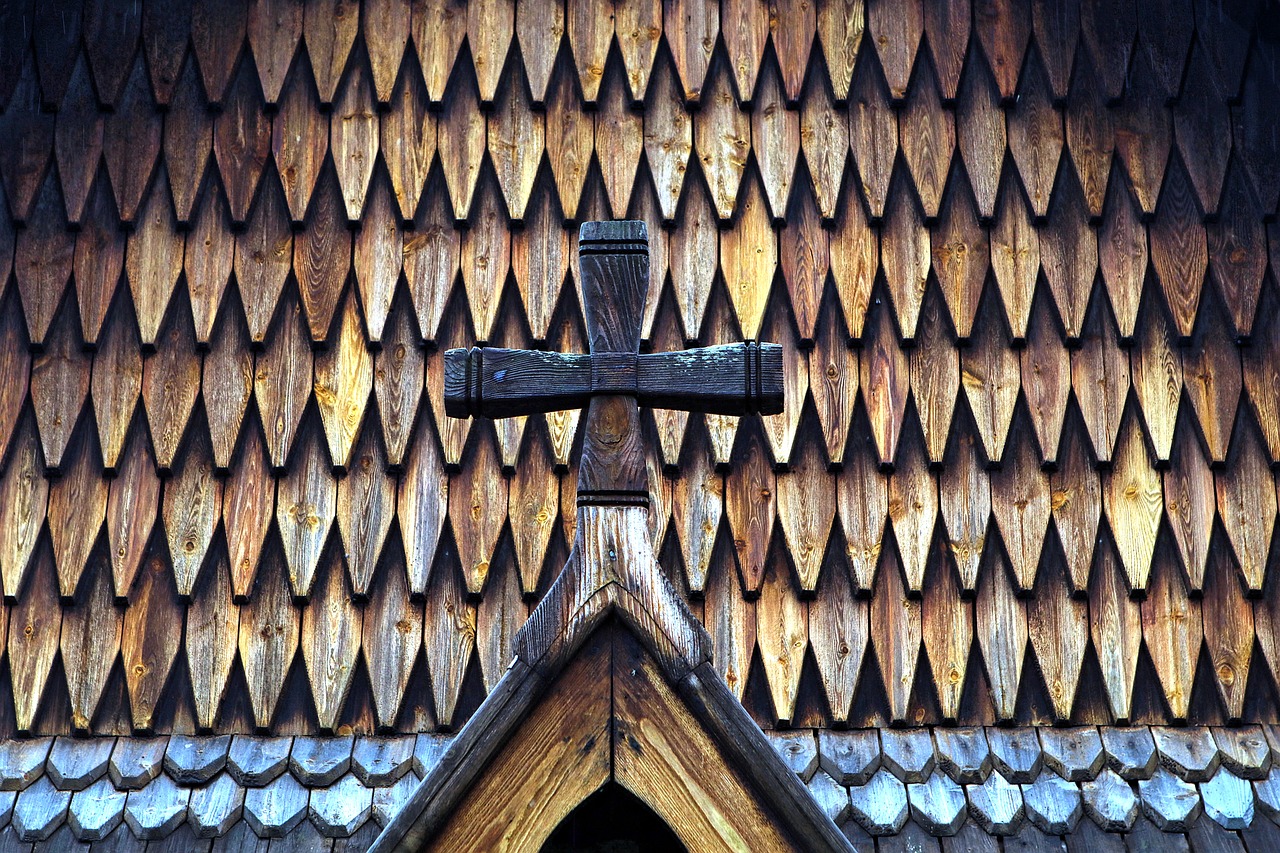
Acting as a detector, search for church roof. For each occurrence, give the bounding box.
[0,0,1276,848]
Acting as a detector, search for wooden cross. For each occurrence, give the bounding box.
[444,220,783,510]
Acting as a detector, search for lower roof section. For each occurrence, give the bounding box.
[0,726,1274,849]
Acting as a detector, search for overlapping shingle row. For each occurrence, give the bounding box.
[0,0,1276,738]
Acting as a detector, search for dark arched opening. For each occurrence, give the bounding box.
[541,782,689,853]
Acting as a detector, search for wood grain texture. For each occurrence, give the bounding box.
[1207,163,1265,339]
[880,170,930,341]
[122,546,183,731]
[1164,408,1214,591]
[1005,53,1062,221]
[186,550,241,731]
[781,185,829,343]
[362,543,421,729]
[962,292,1019,465]
[974,545,1027,723]
[1130,302,1182,465]
[777,427,836,593]
[302,550,361,731]
[223,422,275,602]
[1050,416,1101,592]
[90,302,142,474]
[254,291,312,470]
[597,59,645,218]
[1243,286,1280,465]
[932,175,987,341]
[239,545,301,730]
[30,297,90,473]
[204,306,255,473]
[800,76,849,221]
[398,408,448,597]
[102,58,161,225]
[1026,545,1088,721]
[1201,541,1253,721]
[990,419,1051,592]
[54,58,103,228]
[331,55,379,221]
[1065,56,1115,223]
[1174,45,1230,219]
[870,545,921,723]
[1215,414,1276,593]
[14,173,73,349]
[8,544,61,732]
[487,63,543,222]
[184,180,235,347]
[887,422,936,594]
[272,57,327,224]
[1020,292,1070,465]
[752,58,800,221]
[847,50,897,220]
[295,166,352,346]
[213,60,271,225]
[921,545,972,722]
[59,559,121,733]
[810,304,857,465]
[106,423,160,601]
[125,169,184,350]
[234,175,293,345]
[988,172,1039,342]
[46,421,107,599]
[191,0,246,106]
[1040,168,1097,340]
[1141,540,1203,722]
[939,419,991,593]
[277,417,337,599]
[1182,291,1242,466]
[336,423,395,598]
[1102,410,1162,593]
[671,422,719,592]
[374,295,425,470]
[720,172,776,341]
[860,296,909,468]
[664,0,718,102]
[1113,50,1170,217]
[163,423,221,598]
[1089,537,1141,722]
[313,289,373,473]
[142,300,201,473]
[1071,294,1129,464]
[898,57,953,221]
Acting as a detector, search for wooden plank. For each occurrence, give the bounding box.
[881,170,930,341]
[1149,158,1207,341]
[254,290,312,470]
[465,0,514,104]
[514,0,562,105]
[487,61,543,222]
[1065,56,1116,224]
[752,57,800,222]
[8,545,60,732]
[663,0,718,102]
[847,49,897,220]
[1050,415,1101,592]
[221,420,275,601]
[373,294,424,470]
[1027,544,1088,721]
[614,0,661,102]
[1164,407,1214,591]
[59,560,121,732]
[54,58,103,228]
[756,553,809,724]
[1182,290,1241,466]
[246,0,301,106]
[162,59,213,229]
[870,545,921,724]
[860,296,909,468]
[837,414,889,592]
[1215,414,1276,593]
[313,288,373,473]
[336,423,394,598]
[330,55,378,221]
[817,0,864,102]
[989,171,1039,341]
[427,634,610,851]
[1140,539,1203,722]
[72,179,122,350]
[1021,291,1070,465]
[667,177,716,343]
[722,0,769,103]
[724,421,776,594]
[191,0,246,106]
[475,542,524,693]
[238,545,301,730]
[975,545,1027,722]
[614,631,804,853]
[380,58,435,223]
[89,303,142,475]
[121,547,183,731]
[1242,285,1280,465]
[887,421,937,593]
[545,62,593,222]
[186,550,241,731]
[1207,163,1266,339]
[955,50,1005,222]
[304,0,358,105]
[760,295,807,466]
[301,550,361,731]
[449,424,506,596]
[596,59,644,218]
[102,58,161,226]
[458,176,510,343]
[14,173,74,349]
[932,173,988,342]
[781,185,829,345]
[0,58,52,226]
[1130,301,1182,465]
[923,0,969,102]
[776,427,836,593]
[963,292,1019,464]
[800,75,849,222]
[422,555,476,728]
[234,175,294,345]
[704,540,756,703]
[1071,292,1130,464]
[1102,409,1162,592]
[1174,45,1230,219]
[1040,168,1097,341]
[921,545,973,722]
[720,173,776,341]
[124,169,184,350]
[361,539,421,729]
[276,416,337,599]
[203,304,254,473]
[1089,537,1142,722]
[1112,50,1170,217]
[939,417,991,593]
[184,179,235,347]
[1006,52,1062,220]
[272,57,327,225]
[1202,540,1253,722]
[865,0,921,101]
[105,422,160,601]
[898,57,953,221]
[45,421,107,599]
[990,419,1051,592]
[294,165,351,346]
[213,59,271,226]
[810,303,858,466]
[30,297,90,474]
[142,301,200,473]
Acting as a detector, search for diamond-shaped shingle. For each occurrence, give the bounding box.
[227,736,291,787]
[907,771,966,835]
[818,731,880,785]
[880,729,935,783]
[1139,767,1203,831]
[12,776,70,841]
[373,773,417,828]
[108,737,167,790]
[309,773,373,838]
[164,735,231,785]
[123,774,189,840]
[1021,769,1082,834]
[766,731,819,781]
[0,739,51,792]
[1080,767,1138,830]
[1039,727,1104,781]
[1100,726,1158,780]
[47,737,113,791]
[1200,768,1253,830]
[986,728,1042,783]
[966,770,1023,835]
[807,771,850,823]
[934,728,990,784]
[244,771,309,837]
[187,772,245,838]
[1153,726,1220,782]
[67,777,126,841]
[848,768,909,835]
[1213,727,1270,780]
[290,736,353,786]
[352,736,416,787]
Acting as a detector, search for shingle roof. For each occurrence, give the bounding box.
[0,0,1278,847]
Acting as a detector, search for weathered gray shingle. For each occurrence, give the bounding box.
[1139,767,1203,831]
[164,736,231,785]
[1080,768,1138,831]
[907,771,966,835]
[11,776,70,841]
[227,737,291,788]
[818,731,881,786]
[108,738,167,791]
[244,772,309,838]
[188,773,245,838]
[1021,769,1082,834]
[966,770,1023,835]
[67,778,125,841]
[309,774,372,838]
[47,738,113,791]
[351,737,415,787]
[848,768,909,835]
[123,775,189,840]
[290,737,353,787]
[881,729,935,784]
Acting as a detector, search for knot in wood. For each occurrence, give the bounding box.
[590,352,639,395]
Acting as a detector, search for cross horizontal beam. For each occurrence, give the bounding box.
[443,342,784,419]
